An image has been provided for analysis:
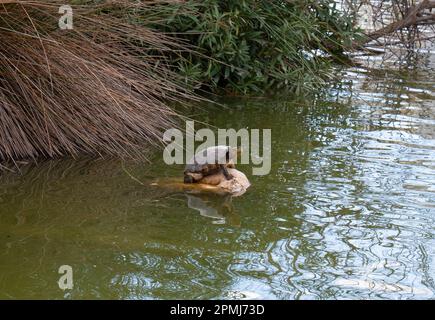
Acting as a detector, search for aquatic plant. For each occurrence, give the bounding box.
[0,0,195,166]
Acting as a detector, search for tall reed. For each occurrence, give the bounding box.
[0,1,194,165]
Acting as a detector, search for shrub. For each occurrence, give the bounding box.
[139,0,356,94]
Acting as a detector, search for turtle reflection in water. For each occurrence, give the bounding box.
[186,193,241,226]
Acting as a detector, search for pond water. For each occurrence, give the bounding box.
[0,51,434,299]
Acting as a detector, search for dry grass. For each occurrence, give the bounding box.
[0,0,195,166]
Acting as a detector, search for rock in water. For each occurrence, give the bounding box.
[151,168,250,197]
[200,168,250,196]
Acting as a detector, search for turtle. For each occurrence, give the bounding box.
[184,145,240,183]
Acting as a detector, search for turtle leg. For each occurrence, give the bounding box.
[185,172,203,183]
[220,165,233,180]
[227,161,235,169]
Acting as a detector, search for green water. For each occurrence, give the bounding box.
[1,54,434,299]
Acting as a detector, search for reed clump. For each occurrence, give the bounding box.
[0,0,194,165]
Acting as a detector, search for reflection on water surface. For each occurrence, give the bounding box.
[0,51,434,299]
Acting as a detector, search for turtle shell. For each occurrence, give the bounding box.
[184,146,235,182]
[185,146,230,170]
[185,162,221,175]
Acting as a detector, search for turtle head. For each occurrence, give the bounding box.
[236,147,242,157]
[226,146,242,162]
